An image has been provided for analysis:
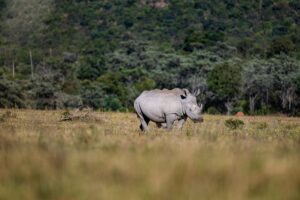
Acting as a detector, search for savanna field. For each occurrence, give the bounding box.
[0,109,300,200]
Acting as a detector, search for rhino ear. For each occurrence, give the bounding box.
[182,88,190,96]
[193,89,201,97]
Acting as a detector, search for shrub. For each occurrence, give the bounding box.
[207,62,242,101]
[0,0,6,11]
[231,106,243,115]
[80,80,104,109]
[267,37,295,57]
[256,122,268,130]
[225,119,244,130]
[33,81,57,109]
[207,107,221,115]
[254,105,270,115]
[0,111,17,122]
[0,79,26,108]
[103,95,123,111]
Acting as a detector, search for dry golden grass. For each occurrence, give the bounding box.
[0,109,299,200]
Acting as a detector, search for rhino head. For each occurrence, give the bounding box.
[180,89,204,123]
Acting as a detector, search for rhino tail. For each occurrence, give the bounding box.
[134,100,143,119]
[134,100,150,131]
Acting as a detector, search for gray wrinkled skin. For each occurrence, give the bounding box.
[134,88,203,131]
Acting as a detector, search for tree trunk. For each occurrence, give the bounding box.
[259,0,263,19]
[225,100,233,116]
[281,91,287,109]
[288,99,292,111]
[286,87,295,111]
[29,50,34,79]
[266,89,269,107]
[12,60,15,78]
[249,94,257,115]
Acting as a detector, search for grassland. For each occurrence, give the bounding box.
[0,109,299,200]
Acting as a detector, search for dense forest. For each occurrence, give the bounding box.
[0,0,300,115]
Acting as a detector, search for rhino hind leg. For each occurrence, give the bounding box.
[134,102,149,131]
[156,123,162,128]
[136,109,150,131]
[139,116,149,131]
[156,123,167,129]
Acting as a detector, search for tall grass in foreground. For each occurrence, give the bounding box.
[0,109,299,200]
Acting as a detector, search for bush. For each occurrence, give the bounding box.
[255,105,270,115]
[267,37,295,57]
[80,80,104,109]
[237,38,253,57]
[225,119,244,130]
[33,82,57,109]
[207,107,221,115]
[103,95,123,111]
[207,62,242,101]
[134,77,156,92]
[0,79,26,108]
[0,111,17,123]
[231,106,243,115]
[0,0,6,11]
[77,56,105,80]
[256,122,268,130]
[54,92,82,109]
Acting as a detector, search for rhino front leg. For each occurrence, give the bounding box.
[166,114,177,130]
[161,123,167,129]
[177,117,187,129]
[156,123,167,129]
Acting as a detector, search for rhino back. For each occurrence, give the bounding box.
[135,91,183,122]
[146,88,185,96]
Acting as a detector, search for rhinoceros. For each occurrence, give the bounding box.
[134,88,203,131]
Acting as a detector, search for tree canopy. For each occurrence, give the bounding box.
[0,0,300,115]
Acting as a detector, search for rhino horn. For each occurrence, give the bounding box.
[199,104,204,112]
[193,89,201,97]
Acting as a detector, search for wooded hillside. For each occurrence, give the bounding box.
[0,0,299,115]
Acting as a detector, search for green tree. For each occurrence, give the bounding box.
[0,79,26,108]
[207,62,242,115]
[32,81,57,109]
[0,0,6,10]
[267,37,295,57]
[270,55,300,113]
[242,59,273,114]
[80,80,104,109]
[102,95,123,111]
